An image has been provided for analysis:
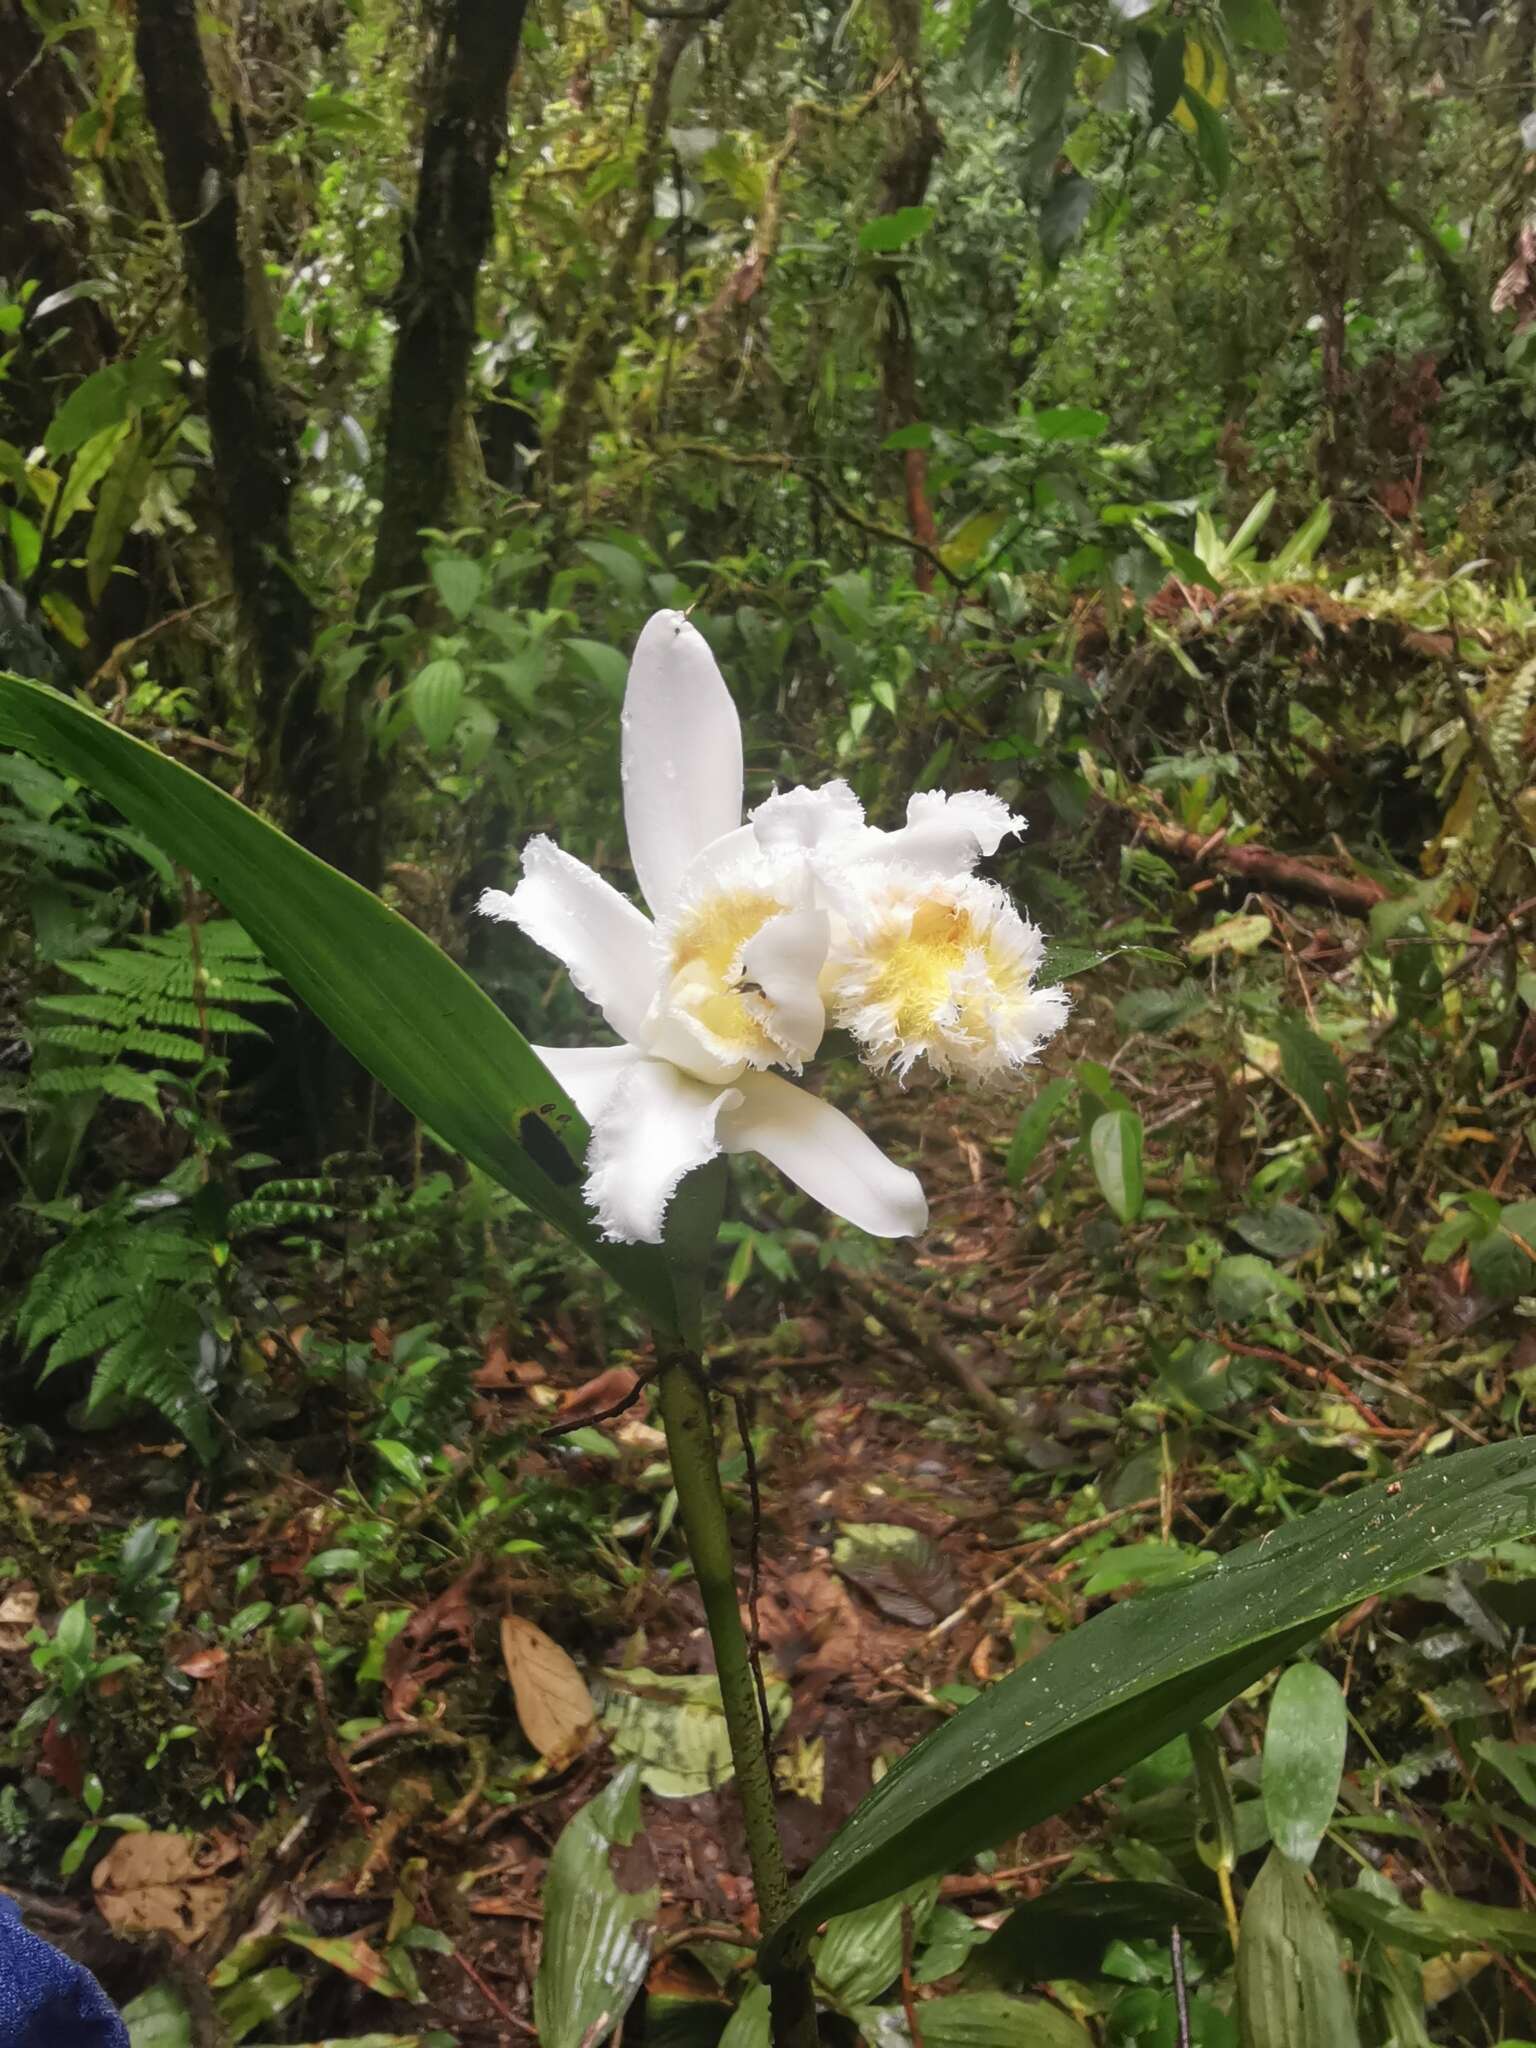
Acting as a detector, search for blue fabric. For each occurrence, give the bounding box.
[0,1896,128,2047]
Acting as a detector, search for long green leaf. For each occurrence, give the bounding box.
[762,1439,1536,1957]
[0,675,677,1329]
[534,1763,659,2048]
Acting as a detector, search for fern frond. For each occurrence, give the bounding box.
[88,1298,215,1462]
[18,1204,219,1460]
[32,1066,166,1114]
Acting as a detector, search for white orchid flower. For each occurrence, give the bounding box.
[479,611,928,1246]
[745,778,1071,1083]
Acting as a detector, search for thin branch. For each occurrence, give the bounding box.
[666,439,972,590]
[628,0,730,17]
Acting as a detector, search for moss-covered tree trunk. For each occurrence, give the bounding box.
[359,0,529,616]
[133,0,344,867]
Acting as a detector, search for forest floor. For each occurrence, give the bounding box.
[8,868,1536,2044]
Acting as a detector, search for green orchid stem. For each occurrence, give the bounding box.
[656,1345,820,2048]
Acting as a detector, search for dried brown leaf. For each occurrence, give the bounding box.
[93,1830,240,1943]
[0,1586,38,1653]
[500,1612,596,1771]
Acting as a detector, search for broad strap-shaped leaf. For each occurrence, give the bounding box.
[0,675,678,1329]
[762,1438,1536,1957]
[534,1763,660,2048]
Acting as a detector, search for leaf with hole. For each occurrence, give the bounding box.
[0,676,679,1329]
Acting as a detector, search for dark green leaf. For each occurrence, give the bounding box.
[1099,41,1153,119]
[578,540,647,594]
[565,638,631,697]
[971,1882,1224,1987]
[1039,939,1126,985]
[1263,1662,1347,1868]
[1039,175,1095,268]
[1025,31,1076,144]
[1232,1205,1325,1262]
[761,1439,1536,1952]
[1470,1202,1536,1299]
[1148,30,1188,127]
[1271,1017,1350,1129]
[0,676,679,1329]
[1114,982,1206,1035]
[1183,89,1232,194]
[964,0,1021,89]
[1006,1076,1073,1187]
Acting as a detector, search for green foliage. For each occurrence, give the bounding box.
[17,1188,220,1458]
[28,920,286,1118]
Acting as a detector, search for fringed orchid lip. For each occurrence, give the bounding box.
[479,610,927,1245]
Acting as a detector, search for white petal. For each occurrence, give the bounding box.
[532,1042,640,1122]
[584,1057,741,1244]
[740,908,829,1066]
[479,838,656,1045]
[622,611,744,917]
[718,1071,927,1238]
[906,790,1026,857]
[751,779,865,854]
[848,790,1027,881]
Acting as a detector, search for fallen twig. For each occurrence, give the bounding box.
[879,1498,1159,1686]
[839,1271,1033,1469]
[1102,799,1390,916]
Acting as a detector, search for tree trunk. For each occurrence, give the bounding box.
[873,0,942,591]
[0,2,116,443]
[1317,0,1376,499]
[133,0,344,865]
[358,0,529,618]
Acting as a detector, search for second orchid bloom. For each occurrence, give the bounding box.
[481,610,1068,1245]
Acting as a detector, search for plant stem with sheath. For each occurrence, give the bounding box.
[657,1343,819,2047]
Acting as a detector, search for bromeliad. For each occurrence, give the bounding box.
[480,609,1066,1245]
